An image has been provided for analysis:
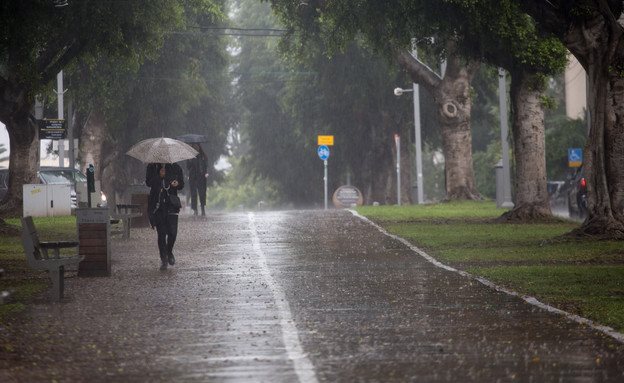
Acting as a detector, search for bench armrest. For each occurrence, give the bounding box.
[39,241,79,249]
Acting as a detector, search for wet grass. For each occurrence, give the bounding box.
[0,216,77,322]
[358,200,504,222]
[470,266,624,332]
[357,201,624,332]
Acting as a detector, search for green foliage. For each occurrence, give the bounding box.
[69,0,231,180]
[206,159,280,210]
[545,115,587,180]
[233,0,415,206]
[0,143,8,163]
[472,141,501,199]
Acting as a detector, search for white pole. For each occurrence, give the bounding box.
[57,71,65,167]
[324,160,328,210]
[413,82,424,204]
[498,68,514,208]
[68,98,74,169]
[396,134,401,206]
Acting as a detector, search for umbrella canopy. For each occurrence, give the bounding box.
[175,133,209,144]
[126,137,199,163]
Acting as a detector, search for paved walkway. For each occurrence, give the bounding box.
[1,210,623,382]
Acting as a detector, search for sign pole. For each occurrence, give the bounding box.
[324,160,328,210]
[57,71,65,167]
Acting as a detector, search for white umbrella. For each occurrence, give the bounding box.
[126,137,199,163]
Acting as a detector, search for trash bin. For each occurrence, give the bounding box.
[76,208,111,277]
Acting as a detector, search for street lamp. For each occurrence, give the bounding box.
[394,84,424,204]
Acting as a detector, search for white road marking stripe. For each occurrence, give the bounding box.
[349,209,624,344]
[248,212,319,383]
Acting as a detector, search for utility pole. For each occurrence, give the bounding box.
[56,71,66,167]
[68,98,75,169]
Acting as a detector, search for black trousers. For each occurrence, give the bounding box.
[189,178,207,211]
[155,211,179,260]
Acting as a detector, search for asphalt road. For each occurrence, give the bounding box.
[1,210,623,382]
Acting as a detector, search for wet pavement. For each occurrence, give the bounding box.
[1,210,623,382]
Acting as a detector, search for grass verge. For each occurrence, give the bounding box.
[356,201,624,332]
[0,216,77,322]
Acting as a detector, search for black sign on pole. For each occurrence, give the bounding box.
[38,119,66,140]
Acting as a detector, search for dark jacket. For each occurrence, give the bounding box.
[187,153,208,184]
[146,163,185,216]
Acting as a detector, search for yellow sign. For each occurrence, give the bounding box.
[317,135,334,146]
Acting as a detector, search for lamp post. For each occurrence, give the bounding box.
[394,85,424,204]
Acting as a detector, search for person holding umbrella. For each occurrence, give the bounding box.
[187,143,208,216]
[127,137,197,270]
[146,163,184,270]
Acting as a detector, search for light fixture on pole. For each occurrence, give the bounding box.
[394,85,424,204]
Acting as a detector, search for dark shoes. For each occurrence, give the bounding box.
[201,206,206,216]
[160,259,168,271]
[168,252,176,266]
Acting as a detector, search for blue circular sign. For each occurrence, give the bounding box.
[317,145,330,160]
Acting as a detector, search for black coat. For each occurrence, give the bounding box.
[146,163,185,215]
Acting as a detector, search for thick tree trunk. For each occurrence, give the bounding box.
[500,71,552,221]
[79,110,106,177]
[432,56,481,200]
[0,101,38,217]
[566,17,624,238]
[577,55,624,238]
[520,1,624,237]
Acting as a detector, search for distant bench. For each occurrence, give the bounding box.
[21,216,84,302]
[110,204,142,239]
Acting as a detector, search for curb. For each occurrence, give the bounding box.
[348,209,624,344]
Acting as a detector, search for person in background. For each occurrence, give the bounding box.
[146,163,184,270]
[186,144,208,216]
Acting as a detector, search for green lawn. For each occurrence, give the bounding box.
[357,202,624,332]
[0,216,77,321]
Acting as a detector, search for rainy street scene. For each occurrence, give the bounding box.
[1,1,624,382]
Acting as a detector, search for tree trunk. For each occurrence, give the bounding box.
[79,109,106,177]
[432,56,481,200]
[0,100,38,217]
[500,71,552,221]
[566,18,624,238]
[577,53,624,238]
[519,1,624,237]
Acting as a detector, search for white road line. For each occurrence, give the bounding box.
[248,212,318,383]
[349,209,624,344]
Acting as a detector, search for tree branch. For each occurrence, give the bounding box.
[39,40,85,84]
[519,0,568,38]
[395,50,442,91]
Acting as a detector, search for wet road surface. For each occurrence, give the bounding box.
[1,210,623,382]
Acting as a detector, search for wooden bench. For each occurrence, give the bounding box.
[110,204,142,239]
[21,216,84,302]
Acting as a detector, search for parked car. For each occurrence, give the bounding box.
[38,167,107,208]
[566,167,587,219]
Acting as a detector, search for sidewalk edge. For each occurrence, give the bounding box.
[348,209,624,344]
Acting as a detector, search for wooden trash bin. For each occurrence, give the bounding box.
[76,208,111,277]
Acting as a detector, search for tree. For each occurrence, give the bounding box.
[0,1,188,215]
[269,0,568,218]
[233,0,415,205]
[270,1,483,200]
[71,1,231,205]
[516,1,624,237]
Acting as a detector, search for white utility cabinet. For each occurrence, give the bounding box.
[23,184,71,217]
